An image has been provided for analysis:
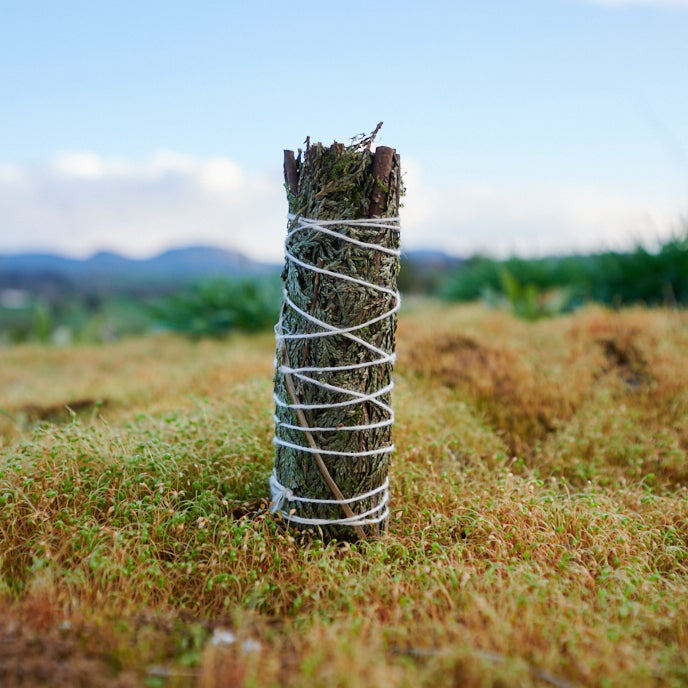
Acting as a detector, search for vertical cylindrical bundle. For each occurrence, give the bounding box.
[270,129,402,541]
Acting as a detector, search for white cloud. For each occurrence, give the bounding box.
[401,159,684,258]
[142,150,198,178]
[51,151,114,179]
[0,163,27,186]
[0,152,684,263]
[198,157,244,193]
[0,151,286,262]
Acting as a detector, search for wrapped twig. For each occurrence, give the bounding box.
[270,126,402,541]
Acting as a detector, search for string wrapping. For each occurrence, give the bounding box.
[271,214,400,527]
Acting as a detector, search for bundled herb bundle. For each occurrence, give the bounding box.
[271,126,402,541]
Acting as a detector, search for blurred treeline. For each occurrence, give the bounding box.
[1,224,686,343]
[402,223,688,320]
[0,277,282,345]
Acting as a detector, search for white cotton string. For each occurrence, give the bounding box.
[270,470,390,526]
[273,413,393,433]
[270,471,389,508]
[271,214,400,527]
[274,438,393,458]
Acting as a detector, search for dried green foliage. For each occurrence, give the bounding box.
[148,277,281,338]
[274,131,402,540]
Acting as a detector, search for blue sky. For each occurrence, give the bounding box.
[1,0,687,261]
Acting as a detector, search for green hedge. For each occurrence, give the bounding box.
[442,224,688,311]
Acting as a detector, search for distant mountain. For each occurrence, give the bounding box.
[402,249,465,268]
[143,246,272,277]
[0,244,466,299]
[0,245,280,295]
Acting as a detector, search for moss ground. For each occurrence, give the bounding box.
[0,302,686,687]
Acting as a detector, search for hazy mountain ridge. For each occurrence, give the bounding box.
[0,245,277,281]
[0,245,464,301]
[0,246,283,305]
[1,246,462,281]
